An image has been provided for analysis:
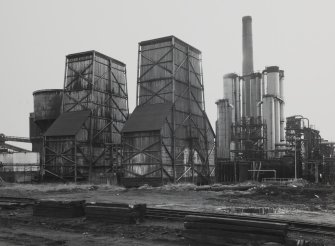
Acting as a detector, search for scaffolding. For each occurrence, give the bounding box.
[231,117,267,161]
[285,115,322,179]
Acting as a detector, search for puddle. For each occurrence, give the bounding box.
[218,207,277,215]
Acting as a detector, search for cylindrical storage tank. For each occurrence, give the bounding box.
[33,89,63,132]
[223,73,241,123]
[264,66,280,97]
[263,95,275,158]
[33,89,63,122]
[216,99,232,159]
[29,113,41,139]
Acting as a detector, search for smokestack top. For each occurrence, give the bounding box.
[223,73,239,79]
[250,72,262,78]
[216,99,230,105]
[264,66,280,73]
[242,16,252,21]
[242,16,254,75]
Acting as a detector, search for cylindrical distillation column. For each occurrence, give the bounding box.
[262,66,282,158]
[223,73,241,124]
[250,73,262,119]
[216,99,232,159]
[262,95,275,158]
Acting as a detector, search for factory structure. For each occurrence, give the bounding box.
[26,37,215,186]
[216,16,286,163]
[215,16,335,183]
[29,51,129,182]
[121,36,215,187]
[0,16,334,185]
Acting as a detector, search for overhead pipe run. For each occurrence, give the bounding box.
[291,115,310,128]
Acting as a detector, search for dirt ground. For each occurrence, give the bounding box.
[0,181,335,245]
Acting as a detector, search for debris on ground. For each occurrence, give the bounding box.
[138,183,197,191]
[0,182,334,245]
[194,182,259,191]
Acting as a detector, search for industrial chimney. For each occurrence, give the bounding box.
[242,16,254,75]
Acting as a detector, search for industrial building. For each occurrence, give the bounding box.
[29,51,129,182]
[26,39,215,186]
[215,16,335,183]
[0,152,39,182]
[0,17,333,186]
[0,133,39,183]
[121,36,215,187]
[30,89,63,158]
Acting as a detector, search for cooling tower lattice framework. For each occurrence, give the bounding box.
[121,36,215,187]
[44,51,129,181]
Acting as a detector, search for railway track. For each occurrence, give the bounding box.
[0,197,334,237]
[0,197,36,207]
[145,207,335,237]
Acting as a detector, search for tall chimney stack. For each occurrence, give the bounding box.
[242,16,254,75]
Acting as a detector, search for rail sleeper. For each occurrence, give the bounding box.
[183,215,288,245]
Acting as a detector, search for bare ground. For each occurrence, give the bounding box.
[0,182,335,245]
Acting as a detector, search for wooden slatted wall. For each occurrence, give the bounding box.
[123,37,215,185]
[44,51,128,181]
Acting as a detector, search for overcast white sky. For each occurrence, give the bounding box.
[1,0,335,150]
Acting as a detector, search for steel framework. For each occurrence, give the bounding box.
[44,51,128,181]
[231,117,267,160]
[122,36,215,186]
[285,115,323,179]
[0,133,31,152]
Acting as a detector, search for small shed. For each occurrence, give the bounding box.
[121,102,214,187]
[122,103,171,186]
[44,110,91,181]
